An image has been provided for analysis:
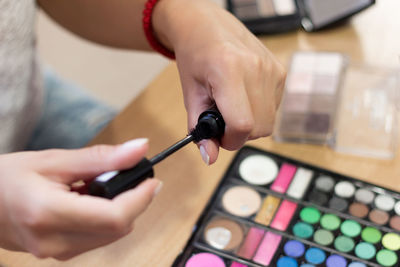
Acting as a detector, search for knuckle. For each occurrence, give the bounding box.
[216,43,242,67]
[22,207,49,231]
[247,52,263,71]
[233,118,255,135]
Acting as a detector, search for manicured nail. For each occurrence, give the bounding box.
[200,145,210,165]
[120,138,148,150]
[153,181,163,197]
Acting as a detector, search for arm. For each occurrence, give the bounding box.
[39,0,286,164]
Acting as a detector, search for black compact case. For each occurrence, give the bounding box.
[226,0,375,35]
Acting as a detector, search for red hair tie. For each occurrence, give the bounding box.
[143,0,176,60]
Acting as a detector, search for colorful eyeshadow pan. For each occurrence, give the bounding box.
[374,194,395,211]
[253,232,282,265]
[376,249,398,266]
[286,167,313,199]
[355,188,375,204]
[320,214,341,230]
[315,175,335,192]
[284,240,305,258]
[349,202,369,218]
[334,181,355,198]
[305,247,326,264]
[204,218,244,250]
[185,253,226,267]
[394,201,400,215]
[293,222,314,239]
[270,200,297,230]
[237,227,264,259]
[326,254,347,267]
[277,256,298,267]
[334,235,355,253]
[340,220,361,237]
[369,209,389,225]
[300,207,321,224]
[238,154,278,185]
[328,197,348,211]
[177,147,400,267]
[354,242,376,260]
[221,186,261,217]
[389,215,400,231]
[361,227,382,244]
[382,233,400,251]
[313,229,334,246]
[270,163,296,193]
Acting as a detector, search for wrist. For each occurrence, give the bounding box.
[143,0,175,59]
[152,0,221,55]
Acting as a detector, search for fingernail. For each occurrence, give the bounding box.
[153,181,163,197]
[200,145,210,165]
[120,138,148,150]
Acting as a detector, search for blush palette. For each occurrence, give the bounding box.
[173,146,400,267]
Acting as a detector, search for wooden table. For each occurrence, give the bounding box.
[1,1,399,266]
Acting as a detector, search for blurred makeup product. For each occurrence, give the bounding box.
[226,0,375,34]
[274,51,399,159]
[174,146,400,267]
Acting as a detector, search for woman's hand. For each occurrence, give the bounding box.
[0,138,161,260]
[153,0,286,164]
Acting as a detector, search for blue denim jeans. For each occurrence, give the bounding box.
[25,69,117,150]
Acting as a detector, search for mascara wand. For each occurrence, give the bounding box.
[89,108,225,199]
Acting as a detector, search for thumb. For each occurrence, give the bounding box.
[181,79,220,165]
[38,138,149,184]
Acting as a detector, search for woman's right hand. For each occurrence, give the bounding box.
[0,138,162,260]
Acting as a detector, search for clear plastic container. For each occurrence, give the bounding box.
[274,51,400,159]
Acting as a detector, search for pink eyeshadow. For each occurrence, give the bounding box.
[253,232,282,265]
[237,227,265,259]
[270,200,298,231]
[271,163,297,193]
[185,252,226,267]
[230,262,248,267]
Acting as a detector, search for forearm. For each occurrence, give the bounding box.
[38,0,152,50]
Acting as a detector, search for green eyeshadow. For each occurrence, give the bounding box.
[376,249,398,266]
[361,227,382,244]
[334,235,354,253]
[382,233,400,251]
[300,207,321,224]
[293,222,314,239]
[313,229,334,246]
[340,220,361,237]
[320,214,341,231]
[355,242,376,260]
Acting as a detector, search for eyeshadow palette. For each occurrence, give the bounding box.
[226,0,375,34]
[274,51,347,145]
[173,146,400,267]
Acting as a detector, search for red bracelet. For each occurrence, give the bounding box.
[143,0,175,60]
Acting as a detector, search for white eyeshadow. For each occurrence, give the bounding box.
[287,168,313,199]
[239,154,278,185]
[374,194,395,211]
[394,201,400,216]
[334,181,355,198]
[355,188,375,204]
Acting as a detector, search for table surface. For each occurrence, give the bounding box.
[1,1,400,266]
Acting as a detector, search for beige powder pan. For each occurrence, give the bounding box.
[222,186,262,217]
